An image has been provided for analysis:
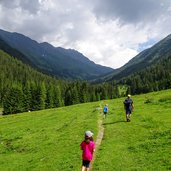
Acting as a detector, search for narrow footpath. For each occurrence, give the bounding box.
[90,111,104,171]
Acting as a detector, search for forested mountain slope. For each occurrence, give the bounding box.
[119,52,171,94]
[95,34,171,82]
[0,29,113,80]
[0,50,118,114]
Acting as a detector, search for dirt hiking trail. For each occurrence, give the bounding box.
[90,109,104,171]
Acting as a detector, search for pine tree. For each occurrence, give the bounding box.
[45,84,54,109]
[3,84,24,114]
[54,85,63,107]
[23,82,32,111]
[64,89,72,106]
[71,85,80,104]
[30,82,39,111]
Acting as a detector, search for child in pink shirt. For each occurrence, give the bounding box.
[80,130,95,171]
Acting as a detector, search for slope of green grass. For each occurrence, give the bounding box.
[94,89,171,171]
[0,103,100,171]
[0,89,171,170]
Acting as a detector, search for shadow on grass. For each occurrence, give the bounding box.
[103,120,126,125]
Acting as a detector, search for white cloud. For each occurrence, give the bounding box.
[0,0,171,69]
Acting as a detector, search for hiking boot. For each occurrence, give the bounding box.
[127,118,131,122]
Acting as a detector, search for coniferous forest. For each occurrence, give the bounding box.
[0,50,119,114]
[120,52,171,94]
[1,48,171,115]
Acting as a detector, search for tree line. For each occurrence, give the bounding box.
[119,52,171,94]
[0,50,120,114]
[1,49,171,115]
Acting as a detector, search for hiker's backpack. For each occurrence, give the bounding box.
[103,106,108,113]
[124,99,131,108]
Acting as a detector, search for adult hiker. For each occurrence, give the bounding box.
[123,94,134,122]
[80,130,95,171]
[103,104,108,118]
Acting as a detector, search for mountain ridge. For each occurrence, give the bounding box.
[1,29,171,82]
[94,33,171,82]
[0,29,113,80]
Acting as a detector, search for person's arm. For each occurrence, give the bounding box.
[92,142,95,153]
[80,142,84,150]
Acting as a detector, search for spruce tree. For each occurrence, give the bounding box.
[3,84,24,114]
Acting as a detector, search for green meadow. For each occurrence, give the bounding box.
[0,89,171,171]
[94,90,171,171]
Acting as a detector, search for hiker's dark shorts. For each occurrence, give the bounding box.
[82,160,90,168]
[126,109,132,114]
[103,112,107,115]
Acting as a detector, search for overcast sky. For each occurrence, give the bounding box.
[1,0,171,69]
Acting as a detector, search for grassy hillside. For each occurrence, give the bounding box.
[0,103,99,170]
[94,89,171,170]
[0,89,171,170]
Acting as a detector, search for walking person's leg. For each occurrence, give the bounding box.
[129,114,131,121]
[81,166,85,171]
[126,109,131,122]
[81,160,86,171]
[85,160,90,171]
[82,160,91,171]
[86,167,89,171]
[128,109,132,122]
[126,109,129,122]
[104,112,106,118]
[126,114,129,122]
